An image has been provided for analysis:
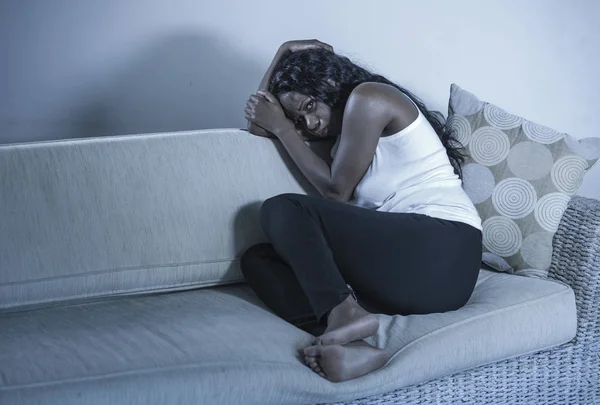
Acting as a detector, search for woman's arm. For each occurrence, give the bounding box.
[246,84,391,201]
[247,45,289,138]
[247,40,333,139]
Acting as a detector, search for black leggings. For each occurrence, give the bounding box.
[241,193,482,335]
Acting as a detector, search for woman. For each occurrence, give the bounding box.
[242,40,482,382]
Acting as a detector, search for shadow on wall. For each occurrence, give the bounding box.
[71,31,263,139]
[74,29,331,195]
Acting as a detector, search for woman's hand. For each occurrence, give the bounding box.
[281,39,333,54]
[245,91,295,137]
[246,40,332,138]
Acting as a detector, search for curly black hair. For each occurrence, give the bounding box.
[269,49,465,177]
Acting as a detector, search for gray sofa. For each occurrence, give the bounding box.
[1,129,598,405]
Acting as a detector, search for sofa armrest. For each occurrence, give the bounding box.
[549,196,600,344]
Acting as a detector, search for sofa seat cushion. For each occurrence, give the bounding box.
[0,270,576,405]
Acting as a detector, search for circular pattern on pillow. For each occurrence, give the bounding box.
[462,163,496,204]
[483,104,523,130]
[534,192,570,232]
[482,216,522,257]
[492,178,537,219]
[506,141,554,180]
[448,115,472,146]
[522,121,564,144]
[469,126,511,166]
[520,231,554,269]
[551,155,588,194]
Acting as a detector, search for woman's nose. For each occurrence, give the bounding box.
[304,115,319,131]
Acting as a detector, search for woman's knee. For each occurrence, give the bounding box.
[259,193,303,233]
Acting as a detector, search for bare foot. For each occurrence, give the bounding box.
[303,341,388,382]
[304,354,326,378]
[314,295,379,346]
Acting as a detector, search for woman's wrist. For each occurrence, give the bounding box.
[274,124,298,139]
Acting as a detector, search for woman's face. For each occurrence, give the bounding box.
[278,92,342,138]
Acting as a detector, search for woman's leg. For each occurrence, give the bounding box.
[259,193,481,321]
[255,193,481,382]
[241,243,325,336]
[258,197,352,324]
[259,194,380,346]
[241,243,379,336]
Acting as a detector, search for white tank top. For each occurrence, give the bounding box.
[332,107,482,230]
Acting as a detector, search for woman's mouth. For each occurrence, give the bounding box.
[314,119,321,133]
[314,121,328,137]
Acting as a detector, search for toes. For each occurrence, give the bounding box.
[306,354,319,369]
[304,354,319,368]
[304,345,323,357]
[303,346,330,380]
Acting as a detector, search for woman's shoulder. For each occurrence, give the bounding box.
[347,82,419,133]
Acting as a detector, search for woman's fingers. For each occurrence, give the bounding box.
[244,103,254,117]
[245,100,257,114]
[246,95,265,111]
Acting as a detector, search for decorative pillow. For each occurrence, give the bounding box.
[448,84,600,278]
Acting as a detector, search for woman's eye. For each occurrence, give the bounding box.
[306,100,314,110]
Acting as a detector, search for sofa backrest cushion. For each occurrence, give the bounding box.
[0,129,314,311]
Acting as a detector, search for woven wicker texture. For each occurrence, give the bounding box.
[324,196,600,405]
